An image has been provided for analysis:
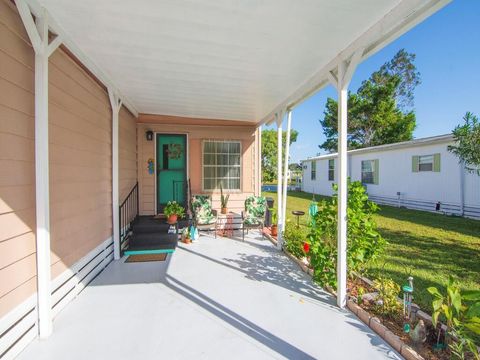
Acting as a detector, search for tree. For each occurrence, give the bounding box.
[319,49,420,152]
[448,112,480,175]
[261,129,298,183]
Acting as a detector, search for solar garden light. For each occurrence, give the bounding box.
[402,276,414,333]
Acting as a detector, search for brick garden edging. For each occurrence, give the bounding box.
[263,231,425,360]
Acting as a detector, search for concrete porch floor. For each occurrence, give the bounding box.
[18,232,401,360]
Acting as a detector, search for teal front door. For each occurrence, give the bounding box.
[156,134,187,212]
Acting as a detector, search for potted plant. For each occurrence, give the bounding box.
[181,227,191,244]
[270,208,278,236]
[164,201,185,224]
[220,185,230,214]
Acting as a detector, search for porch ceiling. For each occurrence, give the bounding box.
[36,0,448,123]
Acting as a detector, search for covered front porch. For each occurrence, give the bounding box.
[18,233,399,360]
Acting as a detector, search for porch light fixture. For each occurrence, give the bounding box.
[146,130,153,141]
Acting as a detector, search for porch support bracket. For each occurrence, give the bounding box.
[328,48,363,309]
[108,89,122,261]
[15,0,63,339]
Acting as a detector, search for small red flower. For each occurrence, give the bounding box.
[303,242,310,253]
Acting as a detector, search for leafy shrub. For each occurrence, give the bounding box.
[283,222,309,259]
[307,180,386,289]
[427,277,480,359]
[373,277,402,318]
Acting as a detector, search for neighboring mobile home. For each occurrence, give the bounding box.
[302,134,480,219]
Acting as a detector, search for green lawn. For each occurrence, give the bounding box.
[263,190,480,311]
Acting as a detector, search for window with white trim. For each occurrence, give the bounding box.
[328,159,335,181]
[361,159,378,184]
[311,160,316,180]
[203,140,241,190]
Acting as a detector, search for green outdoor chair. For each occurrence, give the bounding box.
[242,196,267,241]
[191,195,218,237]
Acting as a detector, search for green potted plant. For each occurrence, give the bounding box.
[220,185,230,214]
[164,201,185,224]
[270,208,278,236]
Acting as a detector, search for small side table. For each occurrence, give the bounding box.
[216,212,234,237]
[291,210,305,227]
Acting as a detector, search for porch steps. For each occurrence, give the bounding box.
[124,216,188,256]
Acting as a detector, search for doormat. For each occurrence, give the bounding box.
[125,253,167,263]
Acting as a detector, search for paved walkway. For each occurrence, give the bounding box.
[18,232,401,359]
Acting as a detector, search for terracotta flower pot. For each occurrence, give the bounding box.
[221,207,228,214]
[167,214,178,224]
[271,225,278,236]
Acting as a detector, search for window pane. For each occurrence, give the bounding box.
[204,141,215,153]
[228,179,240,190]
[217,166,229,177]
[216,154,229,165]
[204,178,215,190]
[228,167,240,178]
[204,154,215,165]
[419,163,433,171]
[204,167,215,178]
[229,155,240,165]
[217,142,229,153]
[229,142,240,153]
[362,160,372,172]
[419,155,433,164]
[362,172,374,184]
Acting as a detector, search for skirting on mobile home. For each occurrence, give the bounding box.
[301,134,480,219]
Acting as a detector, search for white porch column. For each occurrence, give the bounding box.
[108,90,122,260]
[328,50,362,308]
[15,0,62,338]
[276,113,283,250]
[281,110,292,232]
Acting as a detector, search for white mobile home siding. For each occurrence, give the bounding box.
[302,136,480,219]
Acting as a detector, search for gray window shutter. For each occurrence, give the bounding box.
[374,159,379,184]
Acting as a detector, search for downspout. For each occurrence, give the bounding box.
[459,160,465,216]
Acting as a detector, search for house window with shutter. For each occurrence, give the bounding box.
[412,154,440,172]
[361,159,379,184]
[311,161,316,180]
[328,159,335,181]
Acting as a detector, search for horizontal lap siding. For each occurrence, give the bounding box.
[49,49,113,279]
[137,121,258,215]
[119,107,137,201]
[0,0,37,318]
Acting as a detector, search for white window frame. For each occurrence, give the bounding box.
[311,160,316,180]
[361,160,375,184]
[202,140,242,191]
[328,159,335,181]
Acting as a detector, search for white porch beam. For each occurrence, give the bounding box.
[328,55,360,309]
[15,0,62,339]
[108,89,122,261]
[276,112,284,250]
[281,110,292,232]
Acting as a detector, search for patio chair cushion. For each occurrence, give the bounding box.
[244,196,266,225]
[191,195,216,225]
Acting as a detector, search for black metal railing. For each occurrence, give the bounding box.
[119,182,139,249]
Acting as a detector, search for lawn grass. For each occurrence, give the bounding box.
[263,190,480,311]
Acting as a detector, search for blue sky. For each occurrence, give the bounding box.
[264,0,480,163]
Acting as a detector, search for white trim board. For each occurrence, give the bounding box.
[0,237,114,360]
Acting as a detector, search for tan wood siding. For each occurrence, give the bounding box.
[119,107,137,200]
[48,48,113,280]
[0,0,37,318]
[137,118,259,215]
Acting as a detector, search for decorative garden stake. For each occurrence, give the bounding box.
[308,195,318,227]
[402,276,414,333]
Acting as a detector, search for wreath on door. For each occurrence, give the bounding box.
[167,144,183,159]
